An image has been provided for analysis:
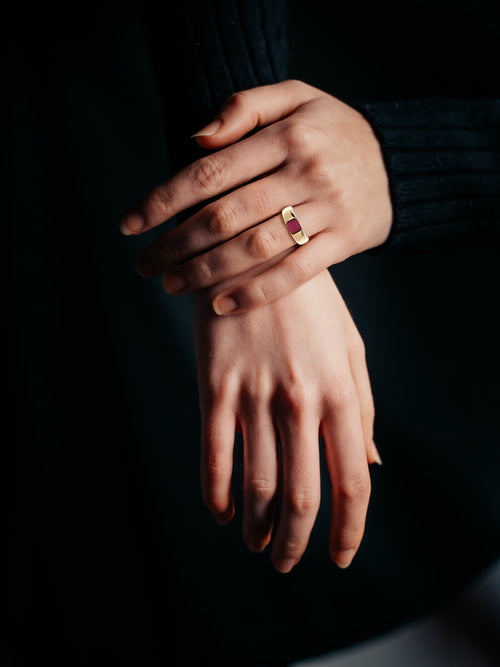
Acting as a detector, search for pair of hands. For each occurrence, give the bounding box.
[121,80,392,572]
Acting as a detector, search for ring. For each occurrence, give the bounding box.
[281,206,309,245]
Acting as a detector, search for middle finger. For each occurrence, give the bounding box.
[271,409,321,574]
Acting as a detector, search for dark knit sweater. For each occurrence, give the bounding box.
[359,99,500,251]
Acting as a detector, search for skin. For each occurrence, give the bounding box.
[195,270,378,572]
[124,80,392,315]
[121,80,391,571]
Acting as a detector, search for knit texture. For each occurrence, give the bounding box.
[168,0,288,120]
[356,99,500,252]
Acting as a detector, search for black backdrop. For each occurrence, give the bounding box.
[5,1,500,665]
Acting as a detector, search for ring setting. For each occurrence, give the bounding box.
[281,206,309,245]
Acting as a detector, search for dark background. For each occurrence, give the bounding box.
[5,1,500,665]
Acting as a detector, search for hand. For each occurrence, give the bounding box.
[195,269,381,572]
[124,79,392,315]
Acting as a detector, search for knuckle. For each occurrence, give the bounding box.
[279,539,303,561]
[246,228,278,259]
[224,90,248,112]
[148,186,173,220]
[284,79,314,96]
[304,156,336,187]
[246,281,269,307]
[246,475,276,503]
[240,373,273,405]
[291,256,314,283]
[286,487,320,516]
[285,78,306,90]
[225,91,247,111]
[207,201,238,237]
[330,380,357,411]
[205,449,229,477]
[284,121,318,156]
[191,257,213,285]
[339,472,371,501]
[190,155,226,194]
[224,90,261,126]
[275,379,310,416]
[202,371,238,408]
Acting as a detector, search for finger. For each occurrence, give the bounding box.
[192,79,320,148]
[241,399,279,553]
[212,229,347,316]
[271,408,321,574]
[200,400,237,525]
[321,389,371,569]
[161,202,330,295]
[121,123,287,236]
[136,167,310,278]
[347,333,381,465]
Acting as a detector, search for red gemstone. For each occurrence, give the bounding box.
[286,217,301,235]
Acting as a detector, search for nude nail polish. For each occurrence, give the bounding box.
[191,118,222,137]
[213,295,238,316]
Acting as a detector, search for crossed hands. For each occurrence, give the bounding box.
[121,80,392,572]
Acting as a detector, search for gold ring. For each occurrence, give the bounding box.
[281,206,309,245]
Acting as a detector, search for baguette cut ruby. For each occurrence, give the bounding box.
[286,217,301,235]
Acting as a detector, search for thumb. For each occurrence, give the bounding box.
[191,79,320,147]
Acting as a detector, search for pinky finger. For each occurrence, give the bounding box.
[347,338,382,466]
[212,231,341,316]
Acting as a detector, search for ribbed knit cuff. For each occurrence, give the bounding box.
[355,99,500,252]
[177,0,288,121]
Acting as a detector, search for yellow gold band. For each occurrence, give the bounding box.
[281,206,309,245]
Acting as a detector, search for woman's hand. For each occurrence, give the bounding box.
[195,268,381,572]
[124,79,392,315]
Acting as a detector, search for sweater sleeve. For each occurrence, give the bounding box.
[355,99,500,252]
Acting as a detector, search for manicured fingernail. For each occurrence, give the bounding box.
[191,118,222,137]
[163,272,186,293]
[273,558,296,574]
[372,441,383,466]
[121,212,144,235]
[334,549,356,569]
[213,295,238,316]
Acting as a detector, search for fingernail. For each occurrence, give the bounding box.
[163,272,186,293]
[213,295,238,316]
[191,118,222,137]
[215,508,234,525]
[121,212,144,235]
[247,540,266,554]
[372,441,383,466]
[334,549,356,569]
[273,558,296,574]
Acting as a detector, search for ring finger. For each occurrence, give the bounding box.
[271,413,321,573]
[241,399,279,553]
[161,201,330,294]
[135,166,314,278]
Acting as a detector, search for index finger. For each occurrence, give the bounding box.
[120,124,286,236]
